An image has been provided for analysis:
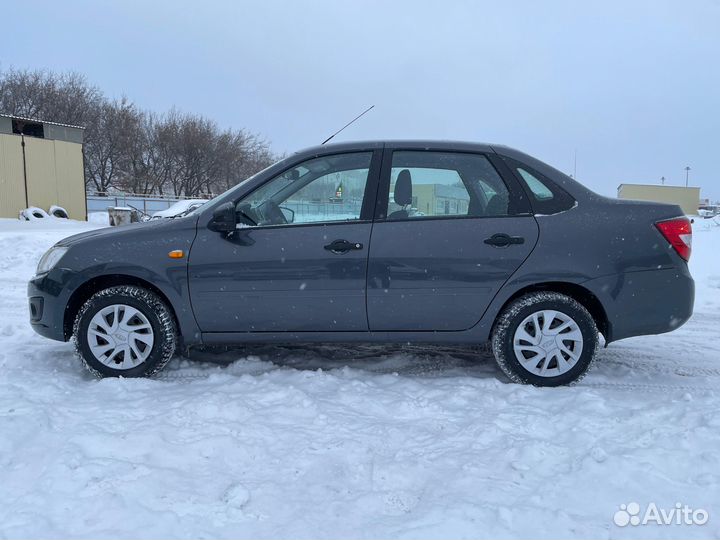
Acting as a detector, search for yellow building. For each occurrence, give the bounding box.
[411,184,469,216]
[0,113,86,220]
[617,184,700,216]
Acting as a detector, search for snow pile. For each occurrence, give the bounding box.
[87,211,111,226]
[0,217,719,539]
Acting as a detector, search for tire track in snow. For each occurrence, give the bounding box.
[580,380,719,395]
[601,358,720,378]
[154,340,720,388]
[156,368,720,394]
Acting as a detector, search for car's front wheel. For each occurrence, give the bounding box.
[491,292,598,386]
[73,285,177,378]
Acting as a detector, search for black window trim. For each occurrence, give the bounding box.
[373,148,532,222]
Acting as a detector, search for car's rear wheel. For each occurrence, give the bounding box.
[73,285,177,378]
[491,292,598,386]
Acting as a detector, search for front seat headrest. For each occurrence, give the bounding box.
[394,169,412,206]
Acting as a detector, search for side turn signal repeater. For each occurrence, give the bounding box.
[168,250,184,259]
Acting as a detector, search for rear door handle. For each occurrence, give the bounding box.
[484,233,525,247]
[324,239,364,254]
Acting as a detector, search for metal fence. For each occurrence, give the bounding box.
[87,194,202,216]
[87,194,363,221]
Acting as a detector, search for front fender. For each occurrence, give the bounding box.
[61,262,202,346]
[56,217,202,345]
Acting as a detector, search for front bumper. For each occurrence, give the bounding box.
[28,269,77,342]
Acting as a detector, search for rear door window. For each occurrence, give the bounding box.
[383,151,516,220]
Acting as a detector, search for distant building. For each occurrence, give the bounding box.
[412,184,470,216]
[617,183,700,216]
[0,113,86,220]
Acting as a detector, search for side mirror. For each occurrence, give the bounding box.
[208,202,236,232]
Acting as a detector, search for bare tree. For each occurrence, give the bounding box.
[0,67,278,199]
[0,68,102,127]
[84,98,143,194]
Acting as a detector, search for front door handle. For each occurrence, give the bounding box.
[324,239,364,254]
[484,233,525,247]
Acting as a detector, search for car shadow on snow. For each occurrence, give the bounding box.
[43,337,704,388]
[166,343,504,381]
[162,341,720,391]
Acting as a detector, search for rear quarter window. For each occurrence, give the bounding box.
[517,169,553,200]
[505,160,575,214]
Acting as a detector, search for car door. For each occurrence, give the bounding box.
[188,150,381,332]
[367,148,539,331]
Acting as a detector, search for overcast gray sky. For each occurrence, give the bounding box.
[4,0,719,199]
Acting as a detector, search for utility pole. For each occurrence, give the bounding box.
[685,166,691,187]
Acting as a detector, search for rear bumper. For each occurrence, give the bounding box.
[583,267,694,343]
[28,269,76,342]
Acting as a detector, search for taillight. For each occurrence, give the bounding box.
[655,217,692,261]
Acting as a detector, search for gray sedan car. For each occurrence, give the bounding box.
[28,141,694,386]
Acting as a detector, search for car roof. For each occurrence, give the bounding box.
[293,140,499,158]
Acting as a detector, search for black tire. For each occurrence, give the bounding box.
[491,292,598,386]
[72,285,177,378]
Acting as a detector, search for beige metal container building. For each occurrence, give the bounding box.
[617,183,700,216]
[0,114,86,220]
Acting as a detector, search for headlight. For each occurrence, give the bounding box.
[36,246,69,275]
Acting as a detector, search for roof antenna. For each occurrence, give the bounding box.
[321,105,374,145]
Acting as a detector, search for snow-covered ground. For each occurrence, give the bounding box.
[1,216,719,539]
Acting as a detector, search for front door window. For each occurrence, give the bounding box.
[237,152,373,226]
